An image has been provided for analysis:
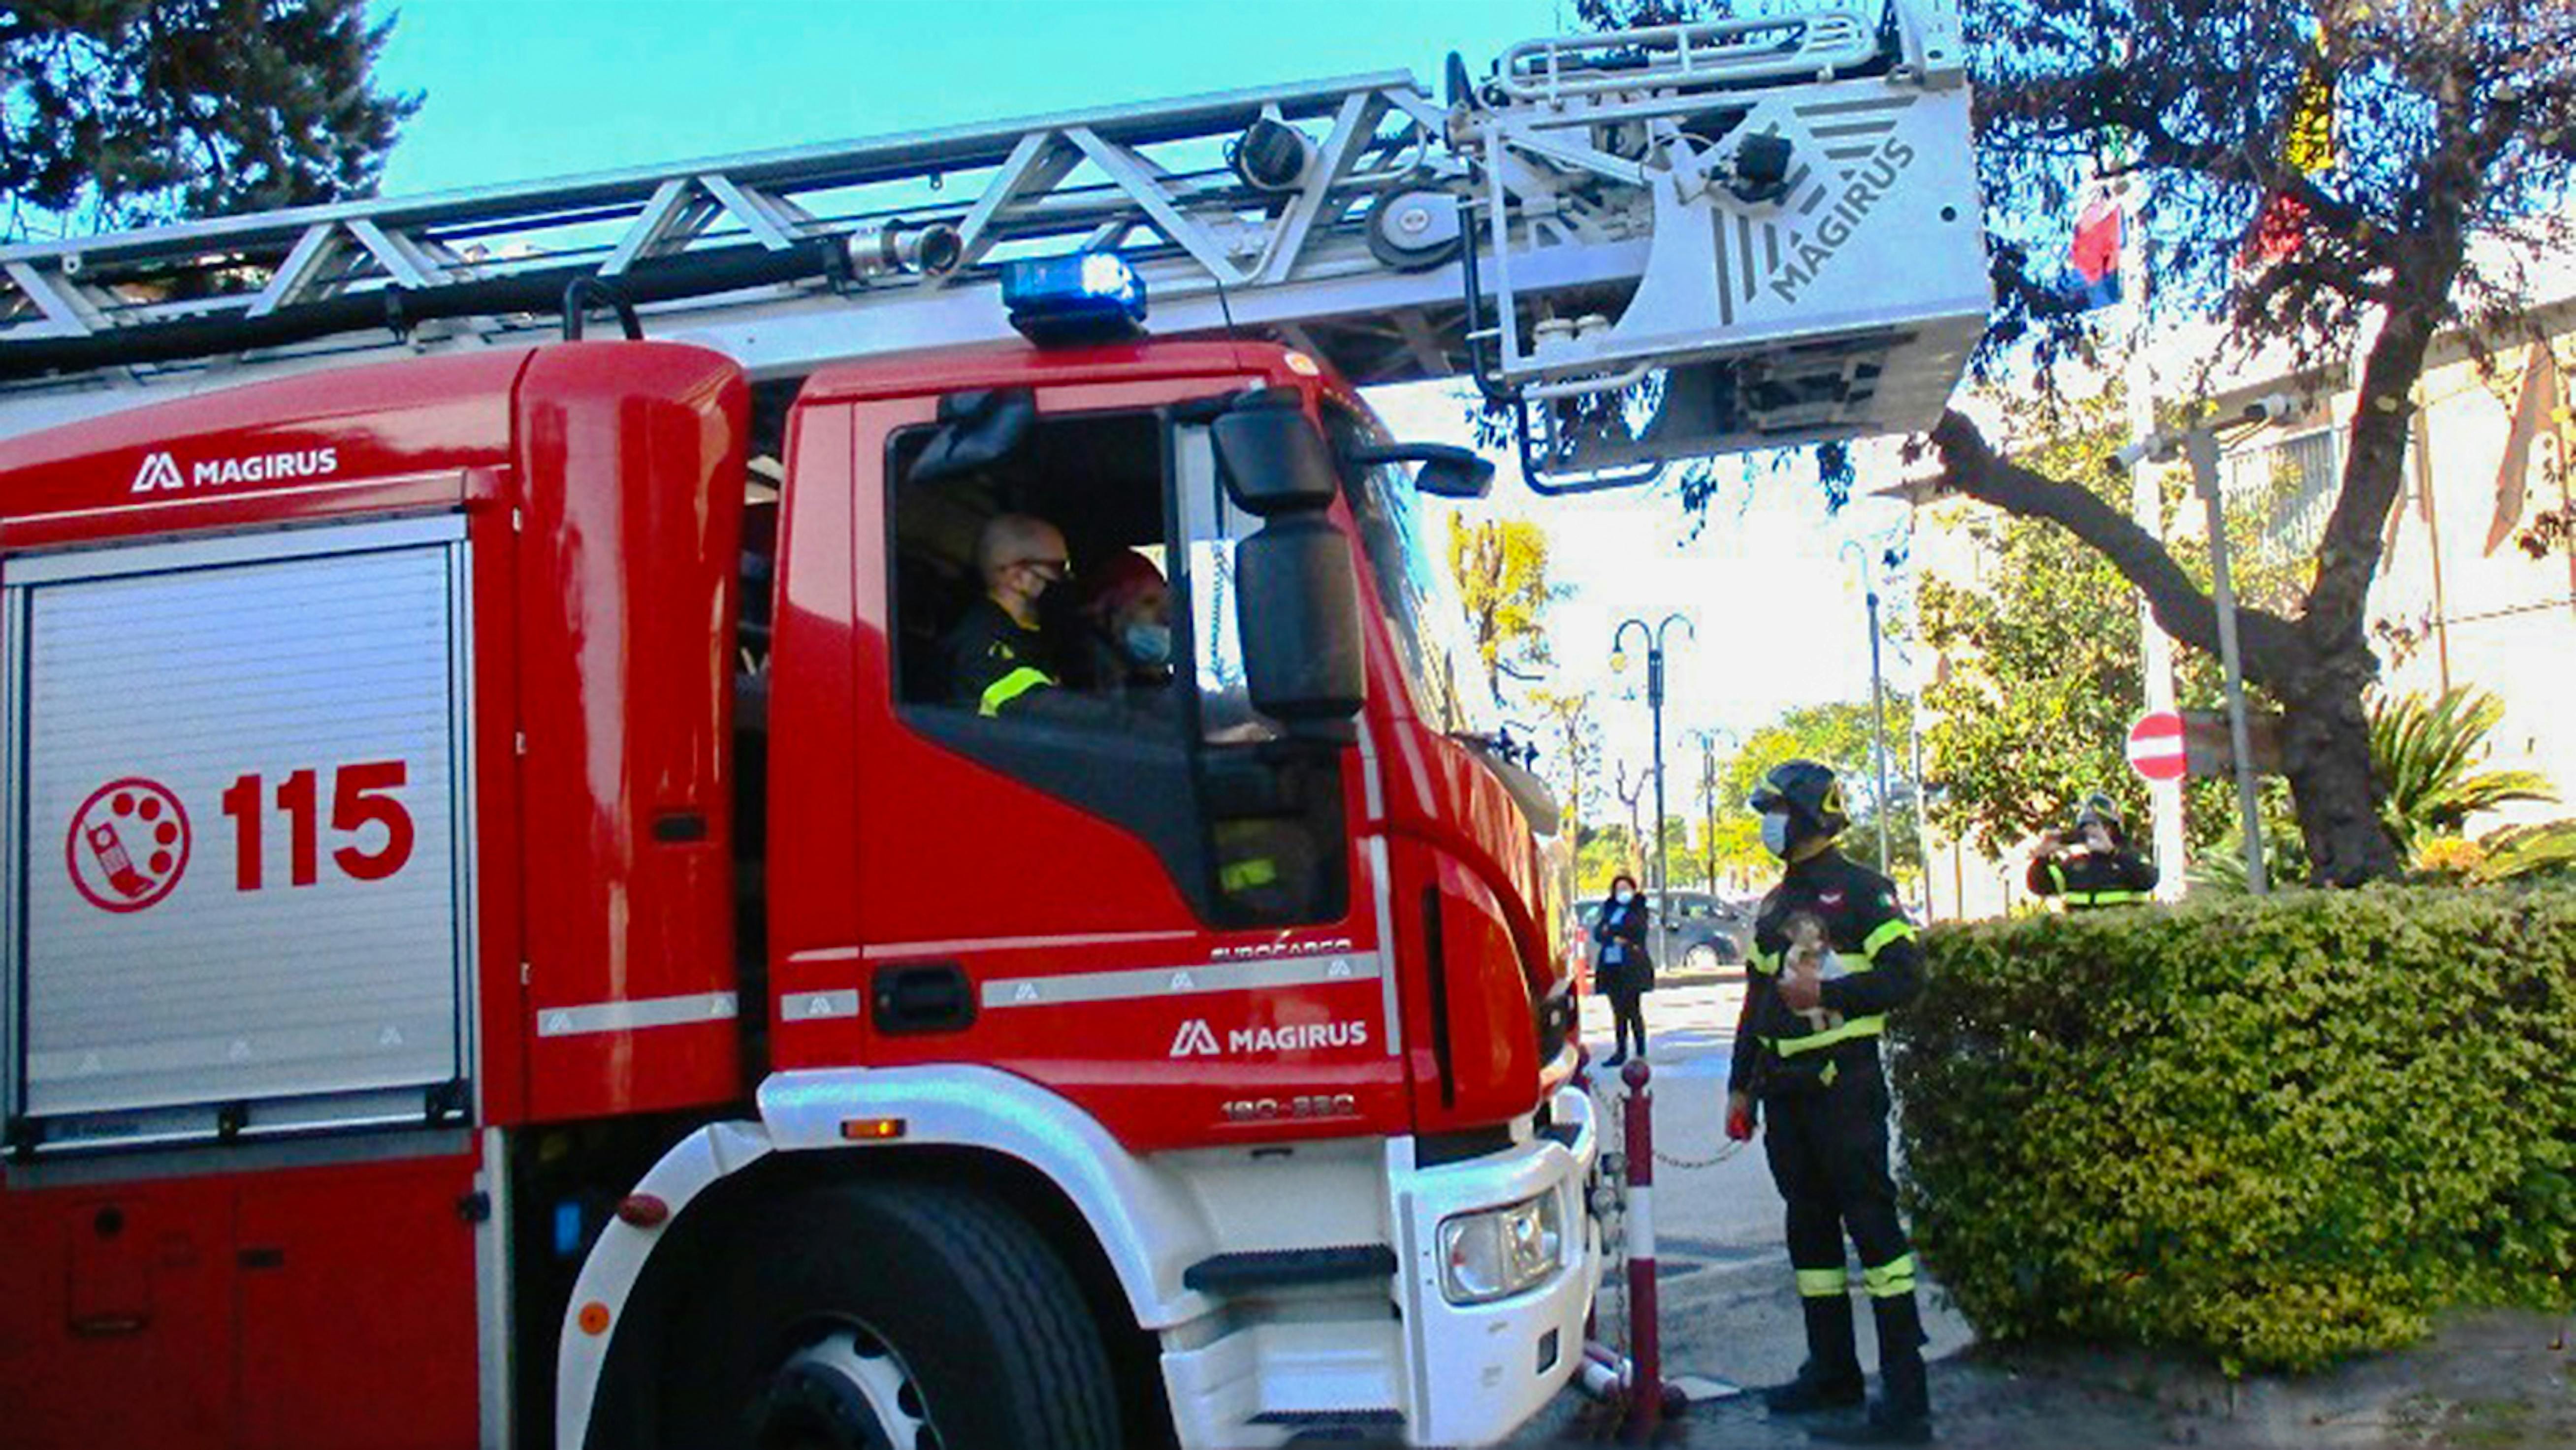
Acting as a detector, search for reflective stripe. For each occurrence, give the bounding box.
[1220,857,1280,891]
[980,951,1382,1009]
[979,665,1055,717]
[1862,917,1916,960]
[2065,890,2149,909]
[537,992,738,1037]
[779,989,861,1022]
[1766,1013,1886,1057]
[1796,1267,1848,1299]
[1750,948,1782,977]
[1863,1254,1917,1298]
[2047,862,2068,894]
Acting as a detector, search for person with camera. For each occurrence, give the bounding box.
[2027,791,2158,912]
[1725,760,1932,1445]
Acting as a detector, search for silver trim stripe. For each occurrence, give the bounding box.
[476,1125,517,1450]
[3,509,465,580]
[981,952,1384,1010]
[780,989,862,1022]
[536,991,738,1038]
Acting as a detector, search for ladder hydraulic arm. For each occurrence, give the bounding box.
[0,1,1989,485]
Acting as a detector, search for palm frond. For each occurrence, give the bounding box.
[2369,688,2558,853]
[2471,820,2576,883]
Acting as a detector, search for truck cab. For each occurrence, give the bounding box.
[0,329,1595,1449]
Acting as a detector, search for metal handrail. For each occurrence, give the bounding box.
[1494,12,1882,104]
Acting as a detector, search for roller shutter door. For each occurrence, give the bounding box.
[3,517,471,1147]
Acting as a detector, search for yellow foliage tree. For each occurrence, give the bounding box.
[1444,516,1564,699]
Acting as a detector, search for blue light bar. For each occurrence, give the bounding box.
[1002,251,1148,347]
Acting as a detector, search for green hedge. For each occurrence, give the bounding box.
[1893,887,2576,1373]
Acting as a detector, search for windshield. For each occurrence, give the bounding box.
[1324,402,1502,737]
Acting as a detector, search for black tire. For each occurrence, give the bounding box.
[661,1181,1123,1450]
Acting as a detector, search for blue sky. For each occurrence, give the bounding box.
[370,0,1568,196]
[368,0,1921,798]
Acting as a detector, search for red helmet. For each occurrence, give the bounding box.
[1080,549,1166,621]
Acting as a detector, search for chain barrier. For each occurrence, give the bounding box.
[1654,1135,1750,1171]
[1582,1068,1748,1364]
[1590,1071,1752,1172]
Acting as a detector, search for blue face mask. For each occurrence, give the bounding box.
[1121,622,1172,665]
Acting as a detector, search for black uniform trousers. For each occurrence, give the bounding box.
[1761,1048,1915,1305]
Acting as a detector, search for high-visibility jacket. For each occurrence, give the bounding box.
[941,597,1063,718]
[2027,846,2159,911]
[1730,849,1924,1100]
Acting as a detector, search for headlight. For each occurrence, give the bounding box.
[1438,1190,1566,1305]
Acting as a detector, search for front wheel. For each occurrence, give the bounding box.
[661,1182,1123,1450]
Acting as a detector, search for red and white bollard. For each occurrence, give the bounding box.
[1620,1058,1663,1438]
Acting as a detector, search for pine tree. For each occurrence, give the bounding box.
[0,0,419,239]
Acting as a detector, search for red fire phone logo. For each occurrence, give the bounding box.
[65,778,191,913]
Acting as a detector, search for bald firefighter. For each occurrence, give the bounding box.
[944,513,1077,719]
[1724,760,1932,1445]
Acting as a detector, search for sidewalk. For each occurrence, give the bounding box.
[1496,981,2576,1448]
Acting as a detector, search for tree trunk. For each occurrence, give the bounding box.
[2274,649,2399,885]
[2274,284,2444,884]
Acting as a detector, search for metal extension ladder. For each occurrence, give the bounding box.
[0,2,1989,489]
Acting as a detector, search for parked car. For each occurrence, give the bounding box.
[1652,888,1745,976]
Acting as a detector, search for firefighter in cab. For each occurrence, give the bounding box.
[1724,760,1932,1445]
[2027,791,2159,911]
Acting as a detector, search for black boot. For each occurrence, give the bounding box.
[1812,1293,1932,1444]
[1762,1295,1864,1414]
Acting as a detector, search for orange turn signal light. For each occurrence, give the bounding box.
[838,1117,906,1142]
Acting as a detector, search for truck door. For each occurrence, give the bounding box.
[770,380,1405,1149]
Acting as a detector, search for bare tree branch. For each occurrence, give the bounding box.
[1926,410,2304,681]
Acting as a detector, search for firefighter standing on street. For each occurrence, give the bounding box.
[1724,760,1932,1445]
[2027,792,2159,911]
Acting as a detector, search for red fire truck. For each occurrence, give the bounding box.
[0,10,1986,1447]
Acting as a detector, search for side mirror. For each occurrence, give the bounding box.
[1343,441,1494,500]
[1235,514,1364,728]
[1214,394,1340,516]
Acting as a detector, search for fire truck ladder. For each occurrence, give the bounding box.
[0,1,1989,487]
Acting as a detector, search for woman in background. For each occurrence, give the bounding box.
[1592,873,1654,1065]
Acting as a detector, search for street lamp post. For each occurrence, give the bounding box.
[1840,541,1895,878]
[2185,427,2270,897]
[1692,725,1739,895]
[1701,735,1718,894]
[2116,399,2286,895]
[1614,613,1694,969]
[1908,693,1934,921]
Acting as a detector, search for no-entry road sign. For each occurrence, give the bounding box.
[2127,711,2189,783]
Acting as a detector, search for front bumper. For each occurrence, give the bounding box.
[1391,1082,1603,1446]
[1154,1085,1604,1448]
